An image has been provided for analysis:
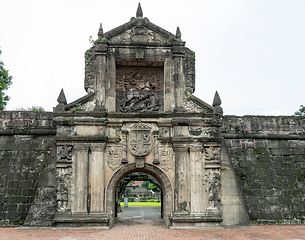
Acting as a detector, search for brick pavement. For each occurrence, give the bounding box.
[0,220,305,240]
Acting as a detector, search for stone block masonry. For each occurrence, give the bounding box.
[0,111,56,226]
[0,111,305,226]
[221,116,305,224]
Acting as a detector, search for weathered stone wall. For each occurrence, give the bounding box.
[221,116,305,224]
[0,112,304,226]
[0,111,56,225]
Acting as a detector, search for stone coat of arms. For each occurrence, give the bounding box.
[129,122,152,156]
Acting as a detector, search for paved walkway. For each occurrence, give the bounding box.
[118,206,161,220]
[1,208,304,239]
[1,221,305,240]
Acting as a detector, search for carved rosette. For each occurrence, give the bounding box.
[56,145,73,212]
[159,144,174,172]
[57,145,73,163]
[129,122,152,157]
[106,145,123,171]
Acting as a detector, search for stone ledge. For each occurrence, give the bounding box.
[0,129,56,135]
[54,136,108,142]
[222,133,305,140]
[53,212,109,227]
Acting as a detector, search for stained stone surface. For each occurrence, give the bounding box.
[221,116,305,224]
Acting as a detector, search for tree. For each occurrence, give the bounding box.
[0,48,12,110]
[294,105,305,116]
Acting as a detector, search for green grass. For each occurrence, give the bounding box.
[120,202,161,207]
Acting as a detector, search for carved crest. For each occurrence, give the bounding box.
[106,146,122,171]
[159,146,174,172]
[129,122,152,156]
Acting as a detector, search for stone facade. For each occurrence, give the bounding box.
[0,113,304,226]
[52,4,223,229]
[0,4,305,229]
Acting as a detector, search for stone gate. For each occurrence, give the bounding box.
[52,4,225,229]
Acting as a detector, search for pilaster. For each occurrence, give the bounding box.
[89,143,106,213]
[71,143,89,213]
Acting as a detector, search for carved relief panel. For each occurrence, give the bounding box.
[56,145,73,212]
[116,66,164,113]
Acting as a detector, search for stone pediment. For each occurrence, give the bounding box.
[102,18,176,44]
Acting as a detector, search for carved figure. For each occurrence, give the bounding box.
[56,167,72,212]
[116,67,163,113]
[204,169,221,215]
[204,146,220,161]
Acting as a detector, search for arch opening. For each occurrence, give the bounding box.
[115,172,162,216]
[106,163,173,227]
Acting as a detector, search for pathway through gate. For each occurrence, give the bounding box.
[117,206,161,221]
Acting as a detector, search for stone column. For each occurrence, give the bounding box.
[71,143,89,213]
[164,59,175,112]
[95,44,108,110]
[89,143,106,213]
[189,145,205,215]
[172,44,185,111]
[105,55,116,112]
[173,144,190,213]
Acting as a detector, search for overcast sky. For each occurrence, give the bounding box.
[0,0,304,115]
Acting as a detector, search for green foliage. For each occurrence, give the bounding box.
[141,181,150,189]
[15,106,45,111]
[0,48,13,110]
[141,181,160,193]
[294,105,305,116]
[84,49,93,65]
[89,36,95,45]
[190,51,195,61]
[72,104,82,111]
[187,93,192,100]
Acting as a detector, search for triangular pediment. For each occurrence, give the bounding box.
[102,17,176,44]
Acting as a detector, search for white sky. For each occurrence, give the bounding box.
[0,0,304,115]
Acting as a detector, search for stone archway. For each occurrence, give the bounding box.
[105,163,173,227]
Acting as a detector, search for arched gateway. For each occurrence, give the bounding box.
[53,3,224,229]
[106,163,173,227]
